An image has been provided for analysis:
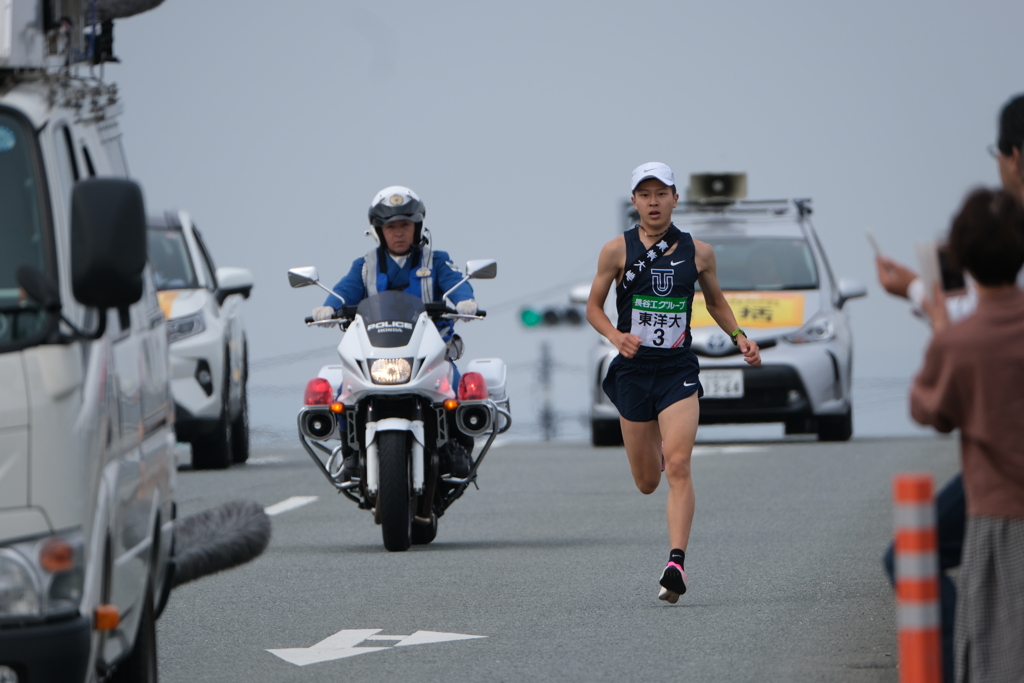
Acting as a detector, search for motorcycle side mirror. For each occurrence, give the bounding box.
[288,267,320,288]
[465,259,497,280]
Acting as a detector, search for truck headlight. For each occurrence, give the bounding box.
[369,358,412,385]
[0,529,85,623]
[167,310,206,344]
[784,313,835,344]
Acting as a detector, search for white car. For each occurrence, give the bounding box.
[147,210,253,469]
[589,177,866,444]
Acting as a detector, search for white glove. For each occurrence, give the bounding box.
[456,299,478,315]
[312,306,336,321]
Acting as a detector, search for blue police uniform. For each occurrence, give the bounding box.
[602,225,703,422]
[323,246,474,341]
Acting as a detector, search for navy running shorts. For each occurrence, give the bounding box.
[602,352,703,423]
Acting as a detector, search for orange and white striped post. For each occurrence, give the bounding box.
[893,473,942,683]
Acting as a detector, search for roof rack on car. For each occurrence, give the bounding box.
[677,197,813,216]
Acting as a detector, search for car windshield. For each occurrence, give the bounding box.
[696,237,818,291]
[0,111,49,346]
[147,228,199,290]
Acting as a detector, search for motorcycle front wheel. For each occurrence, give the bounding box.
[378,431,413,551]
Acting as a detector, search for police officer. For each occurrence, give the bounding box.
[313,185,477,476]
[586,162,761,603]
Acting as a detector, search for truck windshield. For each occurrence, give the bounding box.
[696,237,819,291]
[147,228,199,290]
[0,111,49,347]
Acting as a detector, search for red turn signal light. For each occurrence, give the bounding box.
[304,378,333,405]
[95,604,120,631]
[458,372,488,401]
[329,402,345,414]
[443,398,459,411]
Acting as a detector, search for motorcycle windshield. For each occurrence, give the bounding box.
[357,290,425,348]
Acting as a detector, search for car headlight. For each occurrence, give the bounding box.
[0,528,85,623]
[166,310,206,344]
[369,358,412,385]
[784,313,835,344]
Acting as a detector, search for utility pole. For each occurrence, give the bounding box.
[539,341,555,441]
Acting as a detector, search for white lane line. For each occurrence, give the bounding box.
[692,446,767,457]
[247,456,289,466]
[264,496,319,516]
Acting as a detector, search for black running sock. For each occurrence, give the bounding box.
[669,549,685,567]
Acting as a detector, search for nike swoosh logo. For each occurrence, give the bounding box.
[683,381,696,387]
[670,260,686,266]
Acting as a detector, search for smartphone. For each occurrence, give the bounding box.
[865,228,883,256]
[937,246,966,291]
[916,241,966,298]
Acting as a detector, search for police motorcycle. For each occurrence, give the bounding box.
[287,261,511,551]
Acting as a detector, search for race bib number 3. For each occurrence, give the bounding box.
[631,295,689,348]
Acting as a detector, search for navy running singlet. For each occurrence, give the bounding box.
[615,225,698,360]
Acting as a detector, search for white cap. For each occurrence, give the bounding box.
[631,162,675,191]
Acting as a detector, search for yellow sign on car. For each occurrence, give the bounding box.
[691,292,805,328]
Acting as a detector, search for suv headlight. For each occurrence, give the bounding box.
[0,528,85,623]
[369,358,412,385]
[784,313,835,344]
[167,310,206,344]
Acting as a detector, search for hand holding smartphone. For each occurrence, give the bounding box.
[916,241,966,301]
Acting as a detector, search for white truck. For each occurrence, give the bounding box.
[0,1,176,681]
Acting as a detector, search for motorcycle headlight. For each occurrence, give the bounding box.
[369,358,412,385]
[167,310,206,344]
[0,528,85,623]
[784,313,835,344]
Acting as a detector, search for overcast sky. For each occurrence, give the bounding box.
[104,0,1024,436]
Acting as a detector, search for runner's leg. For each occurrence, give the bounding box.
[619,417,662,495]
[657,393,699,551]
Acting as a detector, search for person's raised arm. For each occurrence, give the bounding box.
[695,240,761,366]
[586,236,640,359]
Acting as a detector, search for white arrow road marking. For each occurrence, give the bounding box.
[268,629,387,666]
[267,629,487,666]
[393,630,487,647]
[264,496,318,516]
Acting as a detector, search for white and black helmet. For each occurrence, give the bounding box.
[368,185,425,230]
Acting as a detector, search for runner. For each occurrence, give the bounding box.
[585,162,761,603]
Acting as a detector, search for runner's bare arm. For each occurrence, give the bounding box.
[587,236,641,359]
[695,240,761,367]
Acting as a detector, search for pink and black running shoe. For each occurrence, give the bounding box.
[658,561,689,604]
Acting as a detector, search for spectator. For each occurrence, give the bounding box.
[877,93,1024,683]
[911,188,1024,683]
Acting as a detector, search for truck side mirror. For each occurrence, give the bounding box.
[71,178,147,309]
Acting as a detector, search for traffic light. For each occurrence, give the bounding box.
[519,306,584,327]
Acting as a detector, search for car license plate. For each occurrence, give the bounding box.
[701,370,744,398]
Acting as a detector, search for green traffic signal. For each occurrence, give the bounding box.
[520,306,585,327]
[520,308,543,327]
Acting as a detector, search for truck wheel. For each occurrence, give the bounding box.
[231,351,249,464]
[412,513,438,545]
[817,409,853,442]
[378,431,412,552]
[591,419,623,447]
[110,580,157,683]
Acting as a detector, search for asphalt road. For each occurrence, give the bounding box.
[158,435,959,682]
